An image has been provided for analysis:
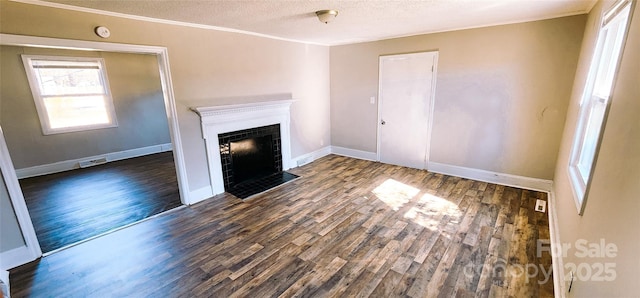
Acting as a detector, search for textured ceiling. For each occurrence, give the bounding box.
[35,0,596,45]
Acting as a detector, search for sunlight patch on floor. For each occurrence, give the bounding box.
[371,178,462,233]
[404,193,462,231]
[372,179,420,211]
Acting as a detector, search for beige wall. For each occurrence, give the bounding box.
[1,46,171,169]
[552,0,640,296]
[330,16,586,179]
[0,0,331,192]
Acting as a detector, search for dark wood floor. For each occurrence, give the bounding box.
[11,155,553,297]
[19,151,182,253]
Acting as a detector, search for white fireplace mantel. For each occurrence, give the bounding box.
[192,100,295,196]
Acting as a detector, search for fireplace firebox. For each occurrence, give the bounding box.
[231,135,275,184]
[218,124,298,199]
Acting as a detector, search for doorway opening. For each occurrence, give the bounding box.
[0,34,189,263]
[3,46,182,254]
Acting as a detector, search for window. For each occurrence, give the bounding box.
[568,0,632,214]
[21,55,118,135]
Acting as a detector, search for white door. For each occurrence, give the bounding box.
[378,51,437,169]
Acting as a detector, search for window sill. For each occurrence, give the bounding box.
[41,123,118,135]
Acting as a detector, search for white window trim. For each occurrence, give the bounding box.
[567,0,633,215]
[21,55,119,135]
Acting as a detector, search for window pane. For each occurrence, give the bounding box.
[592,24,625,99]
[22,56,118,134]
[576,98,607,181]
[43,95,111,129]
[34,66,105,96]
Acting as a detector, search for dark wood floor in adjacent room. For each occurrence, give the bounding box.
[11,155,553,297]
[19,151,182,253]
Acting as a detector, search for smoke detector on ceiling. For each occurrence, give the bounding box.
[316,10,338,24]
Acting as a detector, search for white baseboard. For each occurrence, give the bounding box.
[427,162,553,192]
[322,147,553,193]
[547,190,566,298]
[188,185,214,205]
[291,146,332,167]
[331,146,377,161]
[0,245,38,270]
[15,143,173,179]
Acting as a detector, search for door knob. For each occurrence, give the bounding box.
[381,120,386,125]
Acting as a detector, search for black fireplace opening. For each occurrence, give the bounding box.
[219,124,299,199]
[231,135,276,185]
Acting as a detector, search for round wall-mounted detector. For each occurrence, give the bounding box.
[95,26,111,38]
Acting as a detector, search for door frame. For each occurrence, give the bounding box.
[0,34,189,267]
[376,51,439,169]
[0,126,42,270]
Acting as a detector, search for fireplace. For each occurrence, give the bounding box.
[192,100,297,199]
[219,124,281,188]
[216,124,297,198]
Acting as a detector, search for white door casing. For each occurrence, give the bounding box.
[0,34,188,269]
[0,126,42,269]
[0,33,188,205]
[377,51,438,169]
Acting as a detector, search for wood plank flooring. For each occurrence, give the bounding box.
[10,155,554,297]
[18,151,182,253]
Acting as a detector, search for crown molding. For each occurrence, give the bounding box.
[10,0,328,46]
